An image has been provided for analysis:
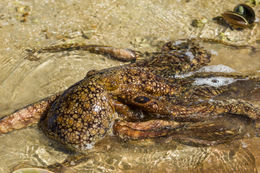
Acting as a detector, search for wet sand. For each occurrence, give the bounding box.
[0,0,260,172]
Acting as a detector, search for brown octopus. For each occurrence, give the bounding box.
[0,39,259,151]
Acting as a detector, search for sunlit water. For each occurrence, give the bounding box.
[0,0,260,172]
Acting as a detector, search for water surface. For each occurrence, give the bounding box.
[0,0,260,172]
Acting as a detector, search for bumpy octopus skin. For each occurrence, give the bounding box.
[0,39,259,150]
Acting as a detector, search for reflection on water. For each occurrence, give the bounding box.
[55,137,258,173]
[0,0,260,172]
[0,131,258,172]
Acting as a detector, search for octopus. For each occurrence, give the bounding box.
[0,39,259,151]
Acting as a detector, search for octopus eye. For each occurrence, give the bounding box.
[134,96,151,104]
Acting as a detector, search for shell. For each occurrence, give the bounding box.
[221,11,250,29]
[220,4,255,29]
[233,4,255,24]
[13,168,54,173]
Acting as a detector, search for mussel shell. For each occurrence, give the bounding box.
[13,167,54,173]
[233,4,255,24]
[221,11,250,29]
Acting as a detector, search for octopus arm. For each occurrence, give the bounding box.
[0,93,61,134]
[26,43,141,62]
[113,120,183,139]
[114,114,254,146]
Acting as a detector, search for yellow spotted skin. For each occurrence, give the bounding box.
[40,73,114,150]
[34,39,259,150]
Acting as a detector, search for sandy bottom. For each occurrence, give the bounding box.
[0,0,260,172]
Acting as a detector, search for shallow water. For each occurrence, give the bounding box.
[0,0,260,172]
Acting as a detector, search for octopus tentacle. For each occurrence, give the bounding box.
[26,43,142,62]
[0,93,61,134]
[207,99,260,120]
[149,39,211,74]
[113,120,183,139]
[111,100,144,121]
[169,99,260,122]
[114,114,254,146]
